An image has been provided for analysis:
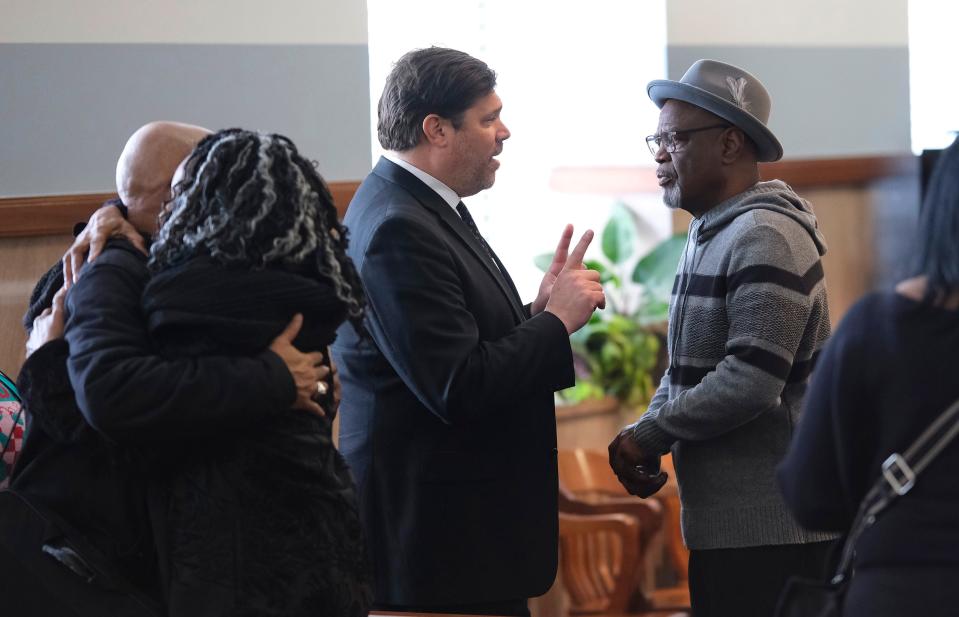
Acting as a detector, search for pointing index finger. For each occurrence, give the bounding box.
[563,229,594,271]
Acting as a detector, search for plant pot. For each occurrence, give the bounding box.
[555,396,624,450]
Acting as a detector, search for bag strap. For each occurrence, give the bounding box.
[831,395,959,585]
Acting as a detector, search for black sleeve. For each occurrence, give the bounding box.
[361,215,574,425]
[64,248,296,444]
[16,339,84,443]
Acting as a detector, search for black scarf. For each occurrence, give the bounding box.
[142,256,347,356]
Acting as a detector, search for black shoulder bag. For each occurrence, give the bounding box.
[0,375,161,617]
[775,396,959,617]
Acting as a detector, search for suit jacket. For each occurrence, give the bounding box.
[332,157,574,606]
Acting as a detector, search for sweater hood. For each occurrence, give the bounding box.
[697,180,827,256]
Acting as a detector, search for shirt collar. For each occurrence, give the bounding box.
[385,153,461,212]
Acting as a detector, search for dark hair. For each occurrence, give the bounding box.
[150,128,366,326]
[377,47,497,151]
[917,135,959,302]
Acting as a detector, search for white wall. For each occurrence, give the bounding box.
[0,0,371,194]
[0,0,367,44]
[664,0,911,157]
[667,0,907,47]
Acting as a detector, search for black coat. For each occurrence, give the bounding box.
[65,243,371,617]
[332,157,574,607]
[778,292,959,616]
[13,341,153,580]
[12,257,159,606]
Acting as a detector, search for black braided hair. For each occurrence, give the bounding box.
[149,128,366,328]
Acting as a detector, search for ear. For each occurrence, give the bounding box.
[421,114,451,147]
[719,127,747,164]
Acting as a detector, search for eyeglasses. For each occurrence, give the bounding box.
[645,124,731,157]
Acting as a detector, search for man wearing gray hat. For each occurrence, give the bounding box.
[608,60,834,616]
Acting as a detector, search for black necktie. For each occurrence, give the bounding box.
[456,201,498,267]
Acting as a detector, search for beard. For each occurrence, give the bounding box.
[456,165,496,198]
[662,184,681,210]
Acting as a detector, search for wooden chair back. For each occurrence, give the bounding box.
[558,512,640,614]
[558,448,690,610]
[558,448,627,498]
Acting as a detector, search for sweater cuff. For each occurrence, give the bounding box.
[629,413,676,455]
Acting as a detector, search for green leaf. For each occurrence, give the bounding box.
[601,202,637,265]
[533,252,554,272]
[632,233,687,300]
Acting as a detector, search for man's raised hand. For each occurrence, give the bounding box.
[531,224,574,315]
[544,230,606,334]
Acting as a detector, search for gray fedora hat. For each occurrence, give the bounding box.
[647,59,783,162]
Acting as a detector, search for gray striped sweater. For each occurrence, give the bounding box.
[630,180,836,550]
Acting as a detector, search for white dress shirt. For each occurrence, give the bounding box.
[384,153,500,271]
[384,153,462,214]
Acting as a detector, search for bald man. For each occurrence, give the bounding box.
[5,122,328,613]
[62,121,212,286]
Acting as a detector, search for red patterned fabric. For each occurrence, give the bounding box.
[0,375,24,488]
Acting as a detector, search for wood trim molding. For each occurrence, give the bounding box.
[2,155,915,238]
[549,154,917,196]
[760,154,917,188]
[0,181,362,238]
[327,181,362,219]
[0,193,114,238]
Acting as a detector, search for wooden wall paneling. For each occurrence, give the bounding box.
[0,181,361,239]
[802,187,876,325]
[0,193,113,238]
[760,155,916,189]
[0,182,362,379]
[0,235,74,380]
[550,155,917,197]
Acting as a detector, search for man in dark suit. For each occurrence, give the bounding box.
[332,47,605,615]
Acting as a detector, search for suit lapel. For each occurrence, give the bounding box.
[372,158,526,322]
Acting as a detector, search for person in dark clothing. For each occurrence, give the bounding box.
[66,129,372,617]
[4,122,331,616]
[333,47,605,615]
[778,136,959,616]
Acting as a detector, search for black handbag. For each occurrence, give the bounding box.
[775,395,959,617]
[0,379,161,617]
[0,489,162,617]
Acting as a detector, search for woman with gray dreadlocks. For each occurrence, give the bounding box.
[66,129,371,616]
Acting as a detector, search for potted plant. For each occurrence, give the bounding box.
[536,202,686,414]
